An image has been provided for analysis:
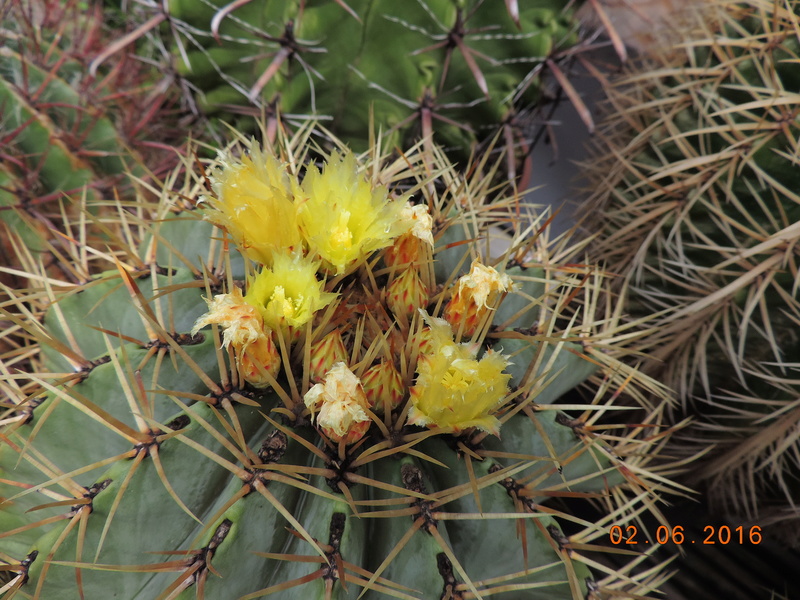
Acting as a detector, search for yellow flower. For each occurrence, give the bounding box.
[191,288,280,388]
[304,362,371,444]
[296,151,406,275]
[444,260,513,337]
[203,143,303,266]
[244,251,337,333]
[408,313,511,435]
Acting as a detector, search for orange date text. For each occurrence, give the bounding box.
[608,524,762,545]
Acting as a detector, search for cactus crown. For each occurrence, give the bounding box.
[0,124,678,598]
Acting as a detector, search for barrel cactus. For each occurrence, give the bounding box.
[0,125,677,598]
[104,0,587,171]
[582,0,800,543]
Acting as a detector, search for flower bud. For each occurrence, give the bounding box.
[361,361,404,414]
[308,330,348,383]
[386,267,429,317]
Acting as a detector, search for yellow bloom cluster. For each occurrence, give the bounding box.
[203,142,408,276]
[194,142,420,394]
[408,313,511,435]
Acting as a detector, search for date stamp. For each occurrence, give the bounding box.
[609,525,762,545]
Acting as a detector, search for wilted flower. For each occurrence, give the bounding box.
[408,313,511,435]
[191,288,280,387]
[245,251,337,334]
[202,143,303,266]
[444,260,513,336]
[296,151,407,275]
[304,362,371,444]
[384,203,434,267]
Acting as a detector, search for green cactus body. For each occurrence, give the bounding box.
[583,0,800,543]
[128,0,577,155]
[1,129,674,598]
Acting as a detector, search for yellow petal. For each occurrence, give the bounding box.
[297,151,407,275]
[202,143,303,266]
[245,251,337,333]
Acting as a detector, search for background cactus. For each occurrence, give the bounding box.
[0,0,189,285]
[102,0,592,175]
[581,0,800,544]
[0,126,678,598]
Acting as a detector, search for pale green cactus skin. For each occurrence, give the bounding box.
[0,136,666,599]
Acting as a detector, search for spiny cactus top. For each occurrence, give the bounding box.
[111,0,584,171]
[0,128,677,599]
[581,0,800,546]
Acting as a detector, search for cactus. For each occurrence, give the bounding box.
[0,0,187,280]
[102,0,588,172]
[581,0,800,543]
[0,126,678,598]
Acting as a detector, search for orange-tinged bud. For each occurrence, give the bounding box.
[191,288,280,388]
[308,330,348,383]
[387,267,429,317]
[361,361,404,414]
[384,204,434,267]
[238,333,281,388]
[304,362,371,444]
[444,260,512,337]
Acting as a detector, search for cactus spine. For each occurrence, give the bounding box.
[582,0,800,544]
[0,124,678,598]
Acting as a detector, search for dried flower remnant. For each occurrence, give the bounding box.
[297,151,407,275]
[444,260,513,336]
[304,362,372,444]
[191,288,280,387]
[385,203,435,267]
[202,143,303,266]
[408,314,511,435]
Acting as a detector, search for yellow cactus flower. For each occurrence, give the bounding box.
[444,260,513,337]
[191,288,280,388]
[203,143,303,266]
[245,251,337,333]
[296,151,407,275]
[408,314,511,435]
[304,362,371,444]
